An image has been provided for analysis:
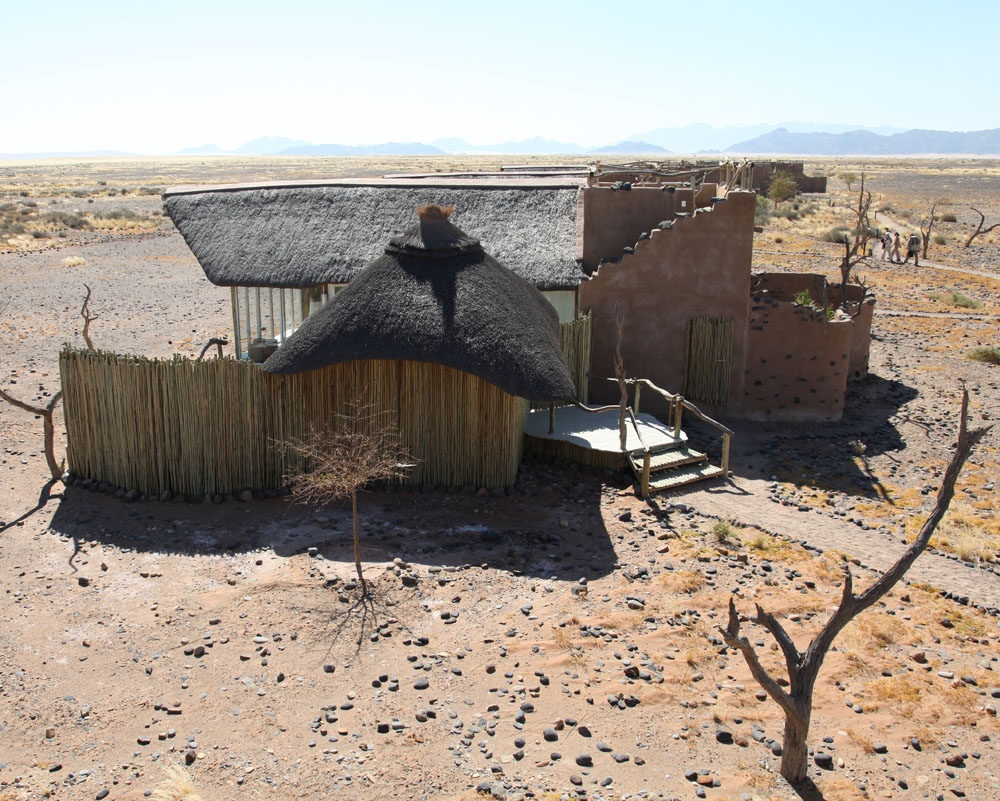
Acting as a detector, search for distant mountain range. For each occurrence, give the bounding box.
[726,127,1000,155]
[174,135,672,157]
[5,124,999,160]
[625,122,909,153]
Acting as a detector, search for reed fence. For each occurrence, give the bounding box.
[559,311,591,403]
[60,348,528,497]
[683,316,732,407]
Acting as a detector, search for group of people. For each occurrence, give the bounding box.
[880,230,922,266]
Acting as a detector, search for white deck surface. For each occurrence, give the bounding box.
[524,407,686,453]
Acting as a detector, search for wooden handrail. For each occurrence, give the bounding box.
[600,376,734,436]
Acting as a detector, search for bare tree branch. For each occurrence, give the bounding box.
[718,387,989,785]
[0,386,64,480]
[79,284,98,350]
[613,302,628,452]
[754,602,802,679]
[279,396,415,596]
[919,203,937,259]
[719,597,797,717]
[838,173,873,312]
[964,207,1000,248]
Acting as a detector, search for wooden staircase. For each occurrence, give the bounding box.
[627,442,725,493]
[620,378,733,497]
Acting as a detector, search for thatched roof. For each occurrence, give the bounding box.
[164,179,584,290]
[261,205,576,402]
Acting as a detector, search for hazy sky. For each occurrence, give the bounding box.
[3,0,997,153]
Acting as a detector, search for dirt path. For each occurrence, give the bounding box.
[877,213,1000,280]
[875,309,1000,319]
[671,475,1000,610]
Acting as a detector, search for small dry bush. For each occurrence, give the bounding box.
[151,765,203,801]
[61,256,85,267]
[911,503,1000,562]
[661,570,706,594]
[867,675,923,714]
[967,346,1000,365]
[845,728,877,753]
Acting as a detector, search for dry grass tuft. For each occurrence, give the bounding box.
[151,765,204,801]
[866,675,923,714]
[61,255,85,267]
[661,570,707,594]
[845,728,877,753]
[909,502,1000,563]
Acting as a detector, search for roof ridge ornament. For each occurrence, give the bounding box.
[416,203,454,221]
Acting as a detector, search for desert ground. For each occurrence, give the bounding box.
[1,156,999,801]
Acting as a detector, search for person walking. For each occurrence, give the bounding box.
[891,232,902,263]
[903,232,922,266]
[881,230,893,261]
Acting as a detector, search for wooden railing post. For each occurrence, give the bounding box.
[673,401,683,439]
[642,450,651,498]
[721,432,731,473]
[633,382,642,417]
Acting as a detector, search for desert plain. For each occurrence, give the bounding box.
[1,156,999,801]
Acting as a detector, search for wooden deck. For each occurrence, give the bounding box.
[524,406,686,453]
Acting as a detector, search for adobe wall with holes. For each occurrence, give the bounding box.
[744,277,855,421]
[580,189,756,416]
[750,272,875,382]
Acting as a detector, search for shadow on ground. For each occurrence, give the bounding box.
[685,374,919,501]
[42,459,621,581]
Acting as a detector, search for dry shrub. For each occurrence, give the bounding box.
[61,255,85,267]
[845,728,877,753]
[661,569,706,594]
[867,675,923,714]
[151,765,204,801]
[910,503,999,563]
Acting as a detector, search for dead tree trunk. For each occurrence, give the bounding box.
[838,174,873,312]
[720,389,988,785]
[964,207,1000,248]
[919,203,937,259]
[79,284,98,350]
[613,303,628,453]
[0,388,64,480]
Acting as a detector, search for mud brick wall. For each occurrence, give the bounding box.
[581,185,716,273]
[581,190,756,415]
[744,294,853,421]
[751,272,874,382]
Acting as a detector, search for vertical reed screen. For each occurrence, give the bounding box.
[60,348,528,496]
[683,317,732,406]
[559,311,591,403]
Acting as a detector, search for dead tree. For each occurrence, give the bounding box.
[79,284,98,350]
[720,389,988,785]
[0,386,64,480]
[613,302,628,452]
[919,203,937,259]
[964,207,1000,248]
[280,398,414,597]
[197,338,228,360]
[837,174,874,313]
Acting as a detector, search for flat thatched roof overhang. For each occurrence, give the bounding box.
[261,205,577,403]
[163,178,585,291]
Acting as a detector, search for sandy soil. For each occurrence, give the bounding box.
[1,159,999,801]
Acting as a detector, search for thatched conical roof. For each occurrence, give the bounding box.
[261,205,576,402]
